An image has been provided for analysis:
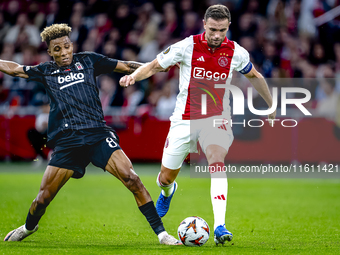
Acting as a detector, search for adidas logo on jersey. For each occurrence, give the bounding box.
[197,56,205,62]
[214,195,226,200]
[58,72,85,90]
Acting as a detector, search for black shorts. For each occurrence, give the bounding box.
[48,128,121,178]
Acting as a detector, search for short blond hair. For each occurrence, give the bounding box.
[40,24,72,46]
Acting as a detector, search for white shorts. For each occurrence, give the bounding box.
[162,116,234,169]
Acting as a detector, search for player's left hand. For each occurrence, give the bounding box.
[119,75,135,88]
[268,110,277,127]
[161,63,180,72]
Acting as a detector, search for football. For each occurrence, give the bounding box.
[177,216,210,246]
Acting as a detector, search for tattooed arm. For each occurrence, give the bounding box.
[114,61,145,74]
[114,60,176,74]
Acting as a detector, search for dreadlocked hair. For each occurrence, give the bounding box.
[40,24,72,46]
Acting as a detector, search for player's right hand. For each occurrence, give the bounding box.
[119,75,135,87]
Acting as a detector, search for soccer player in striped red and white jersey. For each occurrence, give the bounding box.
[120,4,276,245]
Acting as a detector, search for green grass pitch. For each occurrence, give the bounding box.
[0,162,339,254]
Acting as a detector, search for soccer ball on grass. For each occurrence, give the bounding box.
[177,216,210,246]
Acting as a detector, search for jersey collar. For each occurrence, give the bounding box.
[200,32,229,51]
[53,54,76,70]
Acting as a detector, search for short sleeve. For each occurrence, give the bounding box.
[156,37,191,69]
[233,42,251,73]
[86,52,118,76]
[23,64,45,83]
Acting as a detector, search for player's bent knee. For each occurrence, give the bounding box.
[206,146,227,164]
[123,172,144,193]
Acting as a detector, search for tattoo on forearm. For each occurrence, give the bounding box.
[121,61,143,74]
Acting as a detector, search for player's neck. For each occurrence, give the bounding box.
[206,40,219,53]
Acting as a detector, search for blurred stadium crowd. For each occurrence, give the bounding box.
[0,0,339,121]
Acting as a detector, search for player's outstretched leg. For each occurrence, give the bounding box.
[210,165,233,245]
[105,150,181,245]
[205,145,233,245]
[4,166,74,241]
[155,165,180,217]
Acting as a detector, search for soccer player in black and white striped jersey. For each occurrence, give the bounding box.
[1,24,180,245]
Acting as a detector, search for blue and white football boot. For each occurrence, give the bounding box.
[156,182,177,217]
[214,224,233,245]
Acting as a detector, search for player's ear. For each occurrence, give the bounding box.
[203,19,206,29]
[47,49,52,56]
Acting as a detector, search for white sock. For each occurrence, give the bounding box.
[210,169,228,230]
[156,172,174,197]
[23,224,35,233]
[157,231,168,242]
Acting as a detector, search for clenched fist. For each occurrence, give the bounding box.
[119,75,136,87]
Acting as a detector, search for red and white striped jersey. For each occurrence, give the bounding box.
[157,32,250,121]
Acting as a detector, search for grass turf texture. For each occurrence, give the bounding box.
[0,162,339,254]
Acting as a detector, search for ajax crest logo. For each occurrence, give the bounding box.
[218,56,228,67]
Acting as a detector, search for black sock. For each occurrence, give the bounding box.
[138,201,165,235]
[25,211,42,231]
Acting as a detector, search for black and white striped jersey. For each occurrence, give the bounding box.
[24,52,118,143]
